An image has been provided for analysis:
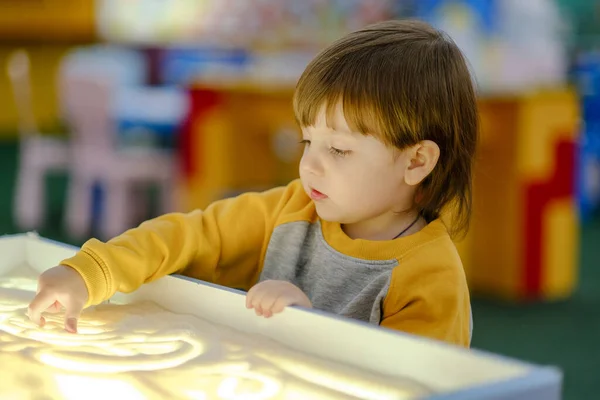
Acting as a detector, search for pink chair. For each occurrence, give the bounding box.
[6,49,70,231]
[59,74,176,240]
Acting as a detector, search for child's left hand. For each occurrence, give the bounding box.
[246,280,312,318]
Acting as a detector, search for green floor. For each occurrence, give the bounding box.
[1,139,598,399]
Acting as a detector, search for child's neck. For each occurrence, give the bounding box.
[341,210,424,241]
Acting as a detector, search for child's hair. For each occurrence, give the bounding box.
[293,19,478,237]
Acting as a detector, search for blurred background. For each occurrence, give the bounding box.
[0,0,598,398]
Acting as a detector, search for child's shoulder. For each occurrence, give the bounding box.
[395,219,466,280]
[384,219,469,311]
[403,219,460,255]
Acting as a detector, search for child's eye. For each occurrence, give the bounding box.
[299,139,310,146]
[329,147,351,157]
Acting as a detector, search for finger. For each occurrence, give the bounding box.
[245,286,258,309]
[63,301,84,333]
[249,286,271,316]
[272,295,292,314]
[260,290,286,318]
[27,291,56,326]
[246,281,270,309]
[44,301,63,314]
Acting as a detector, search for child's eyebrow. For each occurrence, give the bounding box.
[329,126,363,138]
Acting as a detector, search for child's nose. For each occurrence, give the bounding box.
[300,147,325,176]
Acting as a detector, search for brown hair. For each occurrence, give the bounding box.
[293,19,478,237]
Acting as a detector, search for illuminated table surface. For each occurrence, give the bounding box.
[0,233,562,400]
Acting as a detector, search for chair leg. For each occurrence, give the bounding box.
[14,167,45,231]
[65,175,94,238]
[101,181,131,240]
[159,178,176,214]
[128,183,148,226]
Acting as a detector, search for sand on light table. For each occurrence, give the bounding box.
[0,265,431,399]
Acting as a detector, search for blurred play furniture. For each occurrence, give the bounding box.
[0,2,95,42]
[60,76,178,240]
[573,51,600,221]
[180,81,579,303]
[113,85,189,150]
[468,90,579,302]
[8,45,181,240]
[59,46,180,240]
[6,49,70,232]
[179,81,299,210]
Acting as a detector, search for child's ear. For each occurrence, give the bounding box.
[404,140,440,186]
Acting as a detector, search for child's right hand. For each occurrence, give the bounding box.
[27,265,89,333]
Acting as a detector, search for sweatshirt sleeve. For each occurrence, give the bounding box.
[61,182,304,307]
[379,243,472,348]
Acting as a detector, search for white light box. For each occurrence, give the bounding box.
[0,233,561,399]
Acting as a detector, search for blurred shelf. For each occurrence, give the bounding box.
[0,0,97,43]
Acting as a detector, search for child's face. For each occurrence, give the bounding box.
[299,104,414,224]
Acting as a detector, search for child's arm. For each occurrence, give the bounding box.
[60,184,299,307]
[380,259,472,347]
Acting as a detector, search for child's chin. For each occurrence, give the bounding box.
[314,204,343,222]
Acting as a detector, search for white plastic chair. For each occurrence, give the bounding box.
[59,71,176,240]
[6,49,70,231]
[59,44,147,87]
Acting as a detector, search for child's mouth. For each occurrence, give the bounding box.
[310,189,328,201]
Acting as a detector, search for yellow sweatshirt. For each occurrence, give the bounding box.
[61,179,471,347]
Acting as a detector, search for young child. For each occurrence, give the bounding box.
[27,20,477,347]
